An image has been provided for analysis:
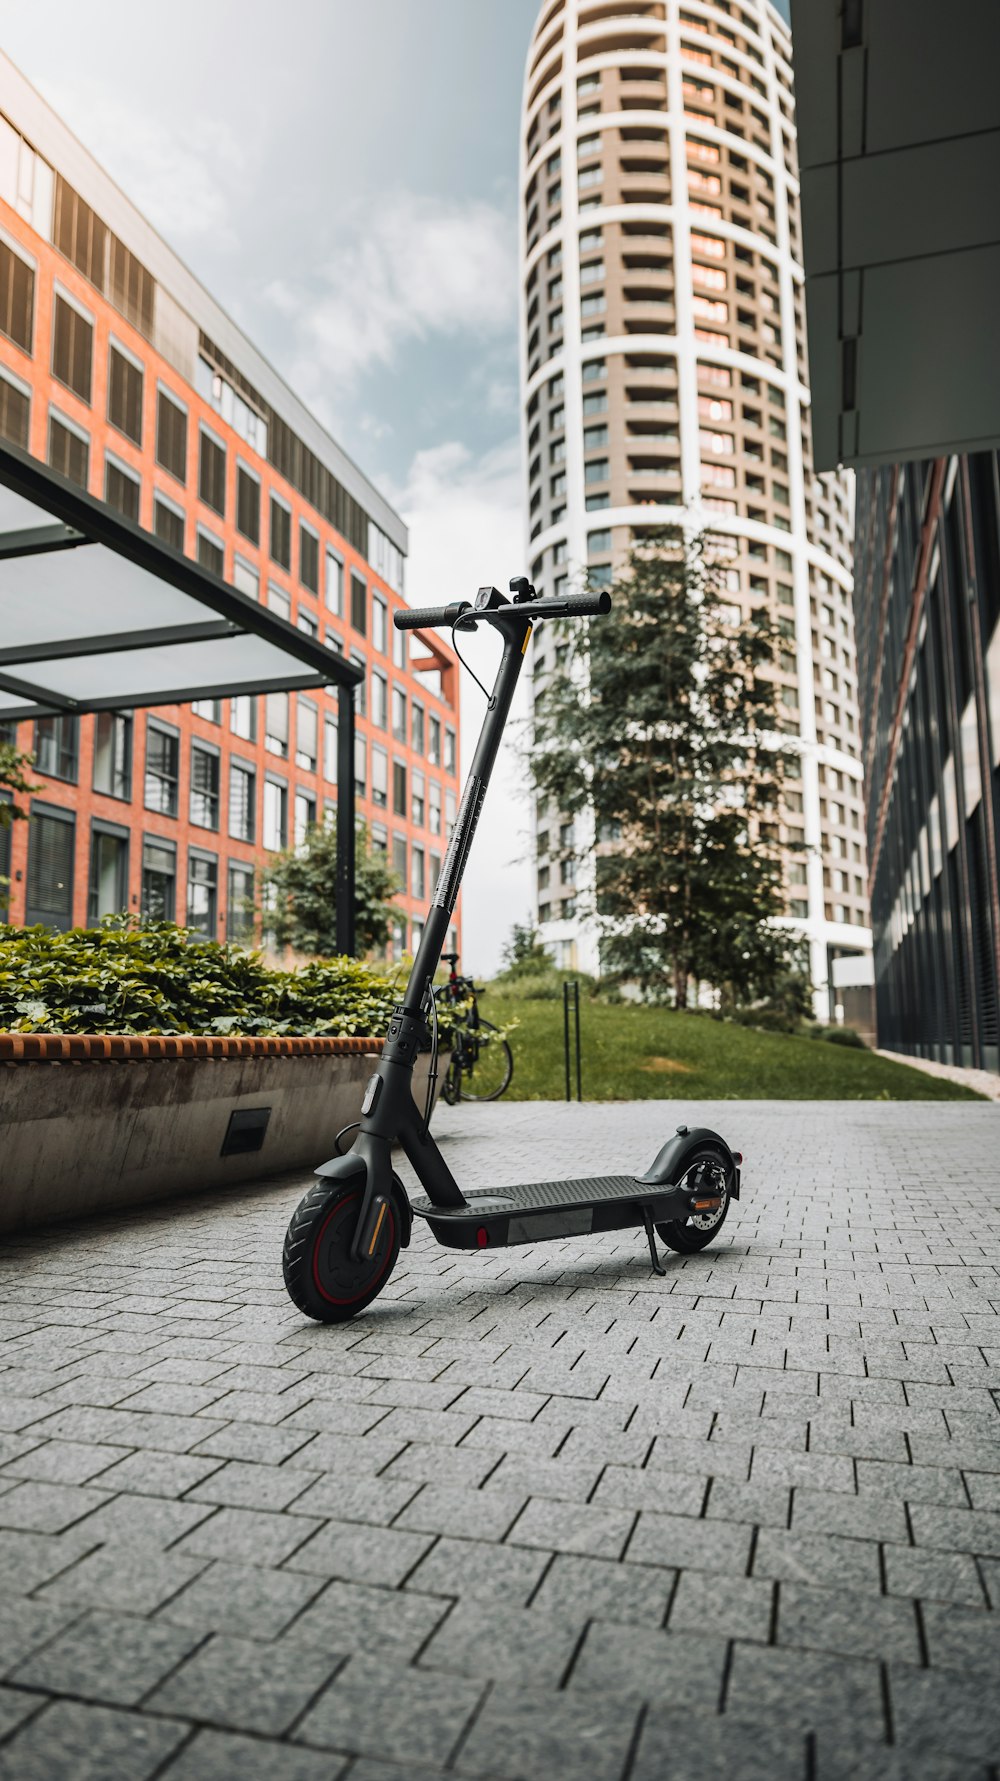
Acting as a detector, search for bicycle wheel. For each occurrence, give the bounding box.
[457,1019,514,1102]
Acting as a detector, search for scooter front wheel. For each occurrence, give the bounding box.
[283,1182,400,1323]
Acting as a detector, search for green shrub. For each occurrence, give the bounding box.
[493,967,600,1002]
[731,1006,800,1035]
[821,1024,867,1048]
[0,917,399,1037]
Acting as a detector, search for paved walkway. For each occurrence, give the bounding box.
[0,1100,998,1781]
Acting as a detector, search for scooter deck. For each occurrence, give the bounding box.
[409,1173,709,1250]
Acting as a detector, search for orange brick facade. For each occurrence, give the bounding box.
[0,189,461,957]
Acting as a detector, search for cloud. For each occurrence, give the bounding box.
[391,435,534,975]
[263,193,517,387]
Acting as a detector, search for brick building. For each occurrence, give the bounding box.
[0,52,460,956]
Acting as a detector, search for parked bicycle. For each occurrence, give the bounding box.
[435,952,513,1104]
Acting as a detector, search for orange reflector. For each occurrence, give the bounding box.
[693,1197,722,1210]
[368,1200,388,1255]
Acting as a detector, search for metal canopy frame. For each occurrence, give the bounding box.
[0,439,360,953]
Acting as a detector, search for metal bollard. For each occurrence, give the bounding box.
[563,979,582,1102]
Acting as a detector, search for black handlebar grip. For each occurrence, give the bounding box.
[393,601,471,630]
[554,590,612,616]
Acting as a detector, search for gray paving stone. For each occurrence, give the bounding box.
[287,1475,417,1525]
[725,1643,887,1743]
[704,1476,791,1529]
[753,1527,882,1591]
[669,1568,773,1642]
[0,1529,100,1595]
[285,1518,434,1587]
[148,1633,341,1735]
[0,1686,41,1740]
[0,1698,188,1780]
[571,1619,728,1707]
[484,1453,603,1501]
[10,1608,202,1706]
[174,1506,321,1567]
[395,1482,526,1541]
[0,1479,111,1534]
[284,1578,448,1659]
[777,1580,921,1663]
[158,1728,346,1781]
[507,1494,634,1559]
[627,1509,753,1576]
[296,1655,482,1767]
[790,1485,909,1544]
[889,1663,1000,1762]
[381,1442,501,1490]
[1,1440,127,1486]
[632,1705,807,1780]
[420,1598,579,1685]
[71,1491,216,1548]
[908,1502,1000,1557]
[41,1544,208,1614]
[592,1464,707,1517]
[855,1459,969,1506]
[530,1550,674,1625]
[403,1536,550,1604]
[884,1544,989,1607]
[157,1559,325,1637]
[453,1678,638,1779]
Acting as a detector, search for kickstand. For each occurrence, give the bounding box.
[642,1206,666,1276]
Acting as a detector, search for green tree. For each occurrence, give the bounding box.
[261,819,401,958]
[530,526,802,1006]
[499,920,550,978]
[0,742,39,912]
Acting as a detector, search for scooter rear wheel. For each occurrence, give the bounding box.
[656,1146,731,1254]
[283,1182,400,1323]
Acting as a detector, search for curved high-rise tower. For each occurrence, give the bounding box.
[519,0,868,1011]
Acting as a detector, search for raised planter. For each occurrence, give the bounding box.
[0,1034,440,1235]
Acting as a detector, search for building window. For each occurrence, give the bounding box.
[51,292,93,403]
[0,368,30,449]
[270,496,291,570]
[294,791,316,846]
[371,670,388,730]
[372,594,387,653]
[326,548,343,615]
[372,745,388,809]
[88,823,128,923]
[351,573,367,636]
[392,687,407,743]
[393,759,407,817]
[190,742,220,829]
[198,427,226,515]
[411,845,425,900]
[197,528,224,577]
[155,387,187,483]
[26,805,75,929]
[229,760,256,842]
[92,712,131,800]
[105,456,140,523]
[296,698,318,772]
[48,412,89,488]
[35,714,78,783]
[428,780,441,836]
[0,239,34,353]
[323,716,338,784]
[141,836,176,922]
[265,691,289,759]
[354,735,367,798]
[230,696,257,742]
[392,833,407,884]
[144,720,179,816]
[351,653,367,719]
[107,343,143,446]
[153,496,184,551]
[444,727,456,774]
[299,523,319,593]
[187,851,218,937]
[393,624,407,671]
[227,862,255,943]
[263,777,288,851]
[412,770,425,827]
[236,465,260,544]
[411,703,425,755]
[428,715,441,767]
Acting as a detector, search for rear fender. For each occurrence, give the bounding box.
[636,1126,740,1198]
[313,1152,412,1247]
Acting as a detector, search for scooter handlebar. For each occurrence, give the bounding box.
[393,590,611,632]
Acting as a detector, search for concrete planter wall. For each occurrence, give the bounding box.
[0,1034,439,1236]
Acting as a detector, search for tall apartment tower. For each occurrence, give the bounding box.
[0,52,460,955]
[519,0,867,1011]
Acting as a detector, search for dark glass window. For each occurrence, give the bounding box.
[197,530,224,577]
[105,458,140,522]
[0,240,34,353]
[144,721,179,816]
[154,498,184,552]
[141,837,176,921]
[109,235,154,335]
[199,428,226,515]
[236,466,260,544]
[270,497,291,569]
[26,806,75,929]
[48,414,89,489]
[190,743,220,829]
[89,824,128,922]
[228,761,256,842]
[299,524,319,593]
[53,178,107,289]
[92,712,132,800]
[35,715,79,783]
[186,852,218,937]
[107,344,143,445]
[393,760,407,816]
[51,294,93,404]
[351,573,367,635]
[0,372,29,448]
[227,862,255,943]
[156,388,187,483]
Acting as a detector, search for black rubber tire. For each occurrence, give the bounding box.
[440,1060,461,1106]
[656,1144,732,1254]
[283,1181,400,1323]
[457,1020,514,1103]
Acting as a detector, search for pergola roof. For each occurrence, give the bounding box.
[0,440,361,721]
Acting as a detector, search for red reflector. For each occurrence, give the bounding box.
[476,1227,489,1248]
[732,1151,743,1165]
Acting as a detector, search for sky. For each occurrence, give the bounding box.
[1,0,789,973]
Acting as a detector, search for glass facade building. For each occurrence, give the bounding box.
[855,453,1000,1072]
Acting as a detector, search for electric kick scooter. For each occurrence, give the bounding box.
[283,578,743,1323]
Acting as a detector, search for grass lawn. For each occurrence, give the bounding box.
[477,991,982,1102]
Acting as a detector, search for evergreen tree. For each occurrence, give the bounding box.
[530,525,800,1005]
[261,819,401,958]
